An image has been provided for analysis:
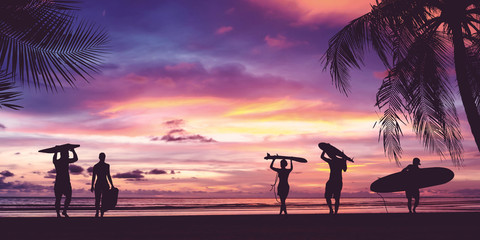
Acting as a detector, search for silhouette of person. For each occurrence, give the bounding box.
[402,157,421,213]
[91,152,114,217]
[53,148,78,218]
[270,159,293,215]
[321,151,348,214]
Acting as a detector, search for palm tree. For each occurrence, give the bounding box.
[322,0,480,165]
[0,0,108,109]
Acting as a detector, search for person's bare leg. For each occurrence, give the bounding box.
[334,197,340,214]
[407,197,412,213]
[326,197,333,214]
[280,197,287,215]
[413,196,419,213]
[95,190,101,217]
[63,193,71,217]
[55,195,62,218]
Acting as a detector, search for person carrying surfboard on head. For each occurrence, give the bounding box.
[318,143,353,214]
[321,150,349,214]
[270,159,293,215]
[91,152,114,218]
[402,157,421,213]
[52,147,78,218]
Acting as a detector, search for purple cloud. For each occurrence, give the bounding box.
[0,170,14,177]
[163,119,185,128]
[148,169,167,174]
[114,170,144,179]
[69,164,84,175]
[0,123,5,129]
[0,177,49,191]
[152,129,216,143]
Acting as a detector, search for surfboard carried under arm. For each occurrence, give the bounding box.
[318,142,354,162]
[101,187,119,212]
[38,143,80,153]
[370,167,454,193]
[264,153,307,163]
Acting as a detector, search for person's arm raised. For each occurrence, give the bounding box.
[270,159,279,171]
[52,152,57,164]
[69,149,78,163]
[321,151,331,163]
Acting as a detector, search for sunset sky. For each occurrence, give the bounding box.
[1,0,480,198]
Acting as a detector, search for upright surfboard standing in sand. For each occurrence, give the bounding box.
[264,153,308,163]
[370,167,454,193]
[318,142,354,162]
[39,144,80,153]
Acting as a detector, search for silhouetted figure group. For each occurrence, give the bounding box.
[267,143,434,215]
[268,144,351,215]
[49,147,114,218]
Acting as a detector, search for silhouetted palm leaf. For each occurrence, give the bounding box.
[0,71,22,110]
[0,0,109,92]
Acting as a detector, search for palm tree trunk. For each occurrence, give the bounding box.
[452,24,480,152]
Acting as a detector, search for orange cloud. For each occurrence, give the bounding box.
[250,0,376,26]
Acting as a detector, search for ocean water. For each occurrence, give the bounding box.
[1,197,479,217]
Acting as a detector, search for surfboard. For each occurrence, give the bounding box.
[38,144,80,153]
[318,142,354,162]
[370,167,454,193]
[264,153,307,163]
[101,187,119,212]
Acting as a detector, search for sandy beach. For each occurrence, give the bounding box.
[0,213,478,240]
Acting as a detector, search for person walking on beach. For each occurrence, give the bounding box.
[402,157,421,213]
[270,159,293,215]
[321,150,348,214]
[91,152,114,217]
[53,148,78,218]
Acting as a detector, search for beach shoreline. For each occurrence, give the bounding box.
[1,212,478,240]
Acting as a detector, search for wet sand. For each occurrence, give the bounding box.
[0,213,478,240]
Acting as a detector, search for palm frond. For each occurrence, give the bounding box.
[0,0,109,91]
[0,71,22,110]
[396,33,462,164]
[321,13,373,96]
[321,0,433,96]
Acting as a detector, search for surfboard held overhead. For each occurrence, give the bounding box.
[318,142,354,162]
[264,153,307,163]
[38,143,80,153]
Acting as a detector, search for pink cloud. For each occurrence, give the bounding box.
[264,34,306,49]
[225,7,235,15]
[373,71,388,80]
[215,26,234,35]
